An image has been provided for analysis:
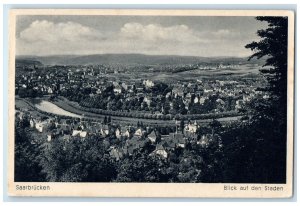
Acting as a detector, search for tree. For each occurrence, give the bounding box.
[39,136,117,182]
[245,16,288,131]
[201,16,289,183]
[218,17,289,183]
[116,151,163,182]
[247,18,287,116]
[108,116,112,124]
[245,17,288,102]
[209,119,222,136]
[14,119,45,181]
[245,17,288,182]
[180,120,185,134]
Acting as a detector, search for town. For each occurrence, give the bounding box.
[15,60,267,163]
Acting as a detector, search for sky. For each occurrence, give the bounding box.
[16,15,268,57]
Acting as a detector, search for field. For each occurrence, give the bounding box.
[103,64,261,85]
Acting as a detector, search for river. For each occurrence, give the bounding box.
[35,100,81,118]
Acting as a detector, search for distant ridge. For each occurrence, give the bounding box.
[16,53,265,66]
[16,59,43,66]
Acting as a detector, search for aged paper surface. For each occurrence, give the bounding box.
[8,9,294,197]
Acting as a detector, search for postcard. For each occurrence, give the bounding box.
[8,9,294,197]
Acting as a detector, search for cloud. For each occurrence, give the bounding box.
[19,20,103,42]
[17,20,251,57]
[17,20,107,55]
[119,22,204,43]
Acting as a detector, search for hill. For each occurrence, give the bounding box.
[16,59,43,66]
[16,53,266,66]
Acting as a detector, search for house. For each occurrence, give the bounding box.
[172,88,184,97]
[35,121,47,133]
[100,125,109,136]
[96,88,102,94]
[235,100,243,110]
[185,121,198,134]
[112,81,120,87]
[47,134,52,142]
[185,93,192,102]
[151,144,168,159]
[143,97,152,106]
[72,130,87,138]
[165,92,171,98]
[134,128,143,137]
[136,87,144,93]
[47,87,53,94]
[147,130,158,143]
[115,128,121,139]
[29,118,35,128]
[143,79,154,88]
[46,129,61,142]
[263,94,270,99]
[165,133,186,148]
[194,96,199,104]
[197,79,203,84]
[113,85,122,94]
[162,139,176,150]
[204,89,213,93]
[121,127,130,138]
[216,98,225,105]
[160,134,177,150]
[199,97,206,105]
[161,134,170,140]
[121,82,128,90]
[173,133,186,148]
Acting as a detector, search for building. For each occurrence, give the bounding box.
[134,128,144,137]
[115,128,121,139]
[151,144,168,159]
[100,125,110,136]
[72,130,87,138]
[143,79,154,88]
[113,85,122,94]
[185,121,198,134]
[121,127,130,138]
[35,121,47,133]
[147,130,158,143]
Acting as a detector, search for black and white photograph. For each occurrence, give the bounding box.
[8,9,294,197]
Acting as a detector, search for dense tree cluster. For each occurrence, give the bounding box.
[221,16,288,183]
[15,117,224,183]
[15,117,45,182]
